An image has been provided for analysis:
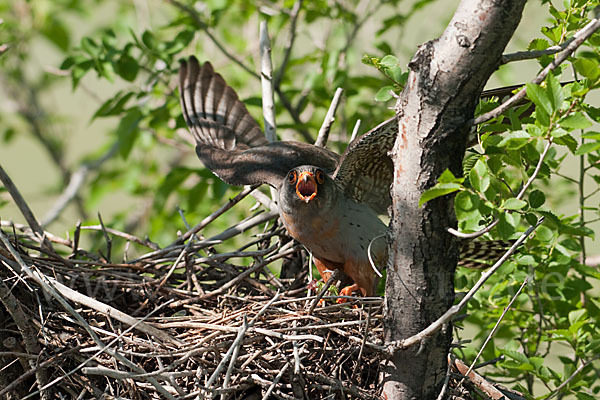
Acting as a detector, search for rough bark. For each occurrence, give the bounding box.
[382,1,527,399]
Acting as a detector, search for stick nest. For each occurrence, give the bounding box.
[0,213,396,399]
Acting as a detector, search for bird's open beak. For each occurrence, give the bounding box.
[295,171,317,203]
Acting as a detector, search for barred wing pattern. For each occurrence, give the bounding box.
[179,56,339,188]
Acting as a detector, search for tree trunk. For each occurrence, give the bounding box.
[382,1,527,398]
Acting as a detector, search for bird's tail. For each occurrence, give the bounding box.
[458,240,517,269]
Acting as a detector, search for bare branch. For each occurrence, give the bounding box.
[501,13,600,64]
[260,21,277,143]
[274,0,303,90]
[42,142,119,226]
[314,88,343,147]
[544,354,600,399]
[473,16,600,126]
[0,163,50,248]
[457,277,529,389]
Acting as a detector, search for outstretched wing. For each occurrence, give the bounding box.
[179,56,268,150]
[332,117,397,214]
[331,81,556,214]
[179,56,340,188]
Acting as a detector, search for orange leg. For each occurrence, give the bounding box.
[313,258,337,283]
[336,283,361,304]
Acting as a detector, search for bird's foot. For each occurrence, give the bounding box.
[336,284,360,304]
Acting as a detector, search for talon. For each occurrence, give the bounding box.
[337,284,360,304]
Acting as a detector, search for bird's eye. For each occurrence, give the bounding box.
[315,170,325,184]
[288,170,297,185]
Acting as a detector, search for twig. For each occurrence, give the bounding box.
[449,138,553,239]
[457,277,529,389]
[352,305,372,379]
[435,355,452,400]
[219,315,248,399]
[307,269,341,314]
[206,292,282,393]
[273,0,303,89]
[544,354,600,399]
[165,0,259,79]
[0,229,178,399]
[452,356,526,400]
[259,20,279,203]
[0,220,71,247]
[386,218,543,354]
[80,224,159,250]
[0,229,180,345]
[262,362,290,400]
[501,14,600,64]
[168,185,258,247]
[314,88,343,147]
[169,243,298,305]
[350,119,361,143]
[0,163,51,249]
[260,21,277,144]
[97,213,112,262]
[516,138,553,199]
[473,16,600,126]
[0,277,49,399]
[41,142,119,226]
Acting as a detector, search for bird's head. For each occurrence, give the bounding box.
[278,166,336,213]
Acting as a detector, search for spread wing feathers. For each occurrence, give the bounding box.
[179,56,268,150]
[458,240,516,269]
[179,56,340,188]
[333,117,397,214]
[331,82,553,214]
[195,141,340,188]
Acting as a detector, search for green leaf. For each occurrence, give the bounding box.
[116,108,143,158]
[497,212,516,239]
[419,183,461,207]
[503,348,530,365]
[574,58,600,81]
[142,30,157,51]
[374,86,394,102]
[379,55,399,68]
[568,309,588,326]
[554,133,578,153]
[93,91,134,120]
[154,167,194,210]
[496,130,530,150]
[503,198,527,210]
[115,54,139,82]
[560,112,593,130]
[438,169,464,184]
[546,73,564,112]
[528,190,545,208]
[469,159,490,192]
[41,17,70,51]
[575,142,600,155]
[581,131,600,140]
[526,82,553,116]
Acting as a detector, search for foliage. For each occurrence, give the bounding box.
[1,0,600,398]
[421,3,600,398]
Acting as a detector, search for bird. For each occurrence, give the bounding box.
[178,56,509,298]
